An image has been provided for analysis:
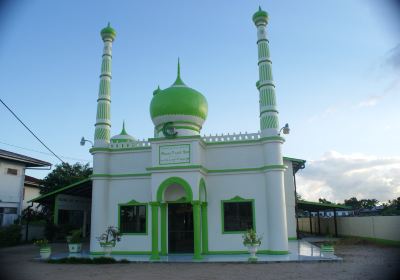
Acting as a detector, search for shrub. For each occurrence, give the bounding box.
[0,224,22,247]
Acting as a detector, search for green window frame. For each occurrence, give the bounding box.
[221,196,255,234]
[118,200,148,235]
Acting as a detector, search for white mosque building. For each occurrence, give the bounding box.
[89,7,305,259]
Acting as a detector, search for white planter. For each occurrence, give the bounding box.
[101,243,114,257]
[68,243,82,253]
[39,247,51,260]
[246,244,260,261]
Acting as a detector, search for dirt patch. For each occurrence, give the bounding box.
[0,243,399,280]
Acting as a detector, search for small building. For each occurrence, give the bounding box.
[0,149,51,226]
[85,7,306,259]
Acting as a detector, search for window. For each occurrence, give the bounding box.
[7,168,18,175]
[222,200,254,233]
[119,204,147,234]
[4,207,17,214]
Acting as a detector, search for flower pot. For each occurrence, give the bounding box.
[39,247,51,260]
[320,244,335,257]
[68,243,82,253]
[246,243,260,261]
[100,243,114,257]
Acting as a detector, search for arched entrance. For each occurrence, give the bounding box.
[154,177,200,258]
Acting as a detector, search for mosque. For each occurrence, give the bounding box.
[89,7,306,259]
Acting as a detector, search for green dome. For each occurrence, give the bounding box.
[101,22,117,41]
[150,62,208,123]
[252,6,268,24]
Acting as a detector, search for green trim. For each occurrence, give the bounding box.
[149,135,201,142]
[283,157,306,164]
[29,178,91,203]
[159,144,191,165]
[157,125,200,134]
[150,202,160,260]
[264,250,289,255]
[205,135,285,146]
[90,251,152,255]
[201,202,208,254]
[90,146,151,153]
[288,237,297,240]
[260,109,278,116]
[155,121,201,131]
[156,177,193,202]
[53,195,59,225]
[160,203,167,255]
[199,178,207,202]
[147,165,204,172]
[192,200,202,259]
[221,196,256,234]
[298,200,351,210]
[147,164,287,173]
[118,201,148,235]
[91,173,151,178]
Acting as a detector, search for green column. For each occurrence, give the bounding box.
[160,203,167,255]
[192,200,202,259]
[150,202,160,260]
[201,202,208,254]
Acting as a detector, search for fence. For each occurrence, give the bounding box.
[298,216,400,244]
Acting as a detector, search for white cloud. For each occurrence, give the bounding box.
[357,95,382,107]
[296,151,400,203]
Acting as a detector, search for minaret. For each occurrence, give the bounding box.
[253,7,289,253]
[94,23,116,147]
[90,23,116,254]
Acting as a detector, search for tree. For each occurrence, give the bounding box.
[318,198,332,204]
[359,199,379,210]
[344,197,362,209]
[40,162,92,195]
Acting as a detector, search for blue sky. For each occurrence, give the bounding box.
[1,0,399,203]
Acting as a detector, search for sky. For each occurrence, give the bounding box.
[0,0,399,203]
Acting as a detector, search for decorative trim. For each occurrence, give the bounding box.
[221,197,256,234]
[156,177,193,203]
[147,164,287,173]
[118,201,148,235]
[92,173,151,178]
[90,146,151,153]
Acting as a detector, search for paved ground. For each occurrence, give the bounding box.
[0,241,399,280]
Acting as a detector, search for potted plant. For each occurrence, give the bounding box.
[96,226,121,256]
[34,239,51,260]
[242,229,262,261]
[67,229,82,253]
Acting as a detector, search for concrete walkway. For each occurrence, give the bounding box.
[0,242,399,280]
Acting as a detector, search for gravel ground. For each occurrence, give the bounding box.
[0,242,399,280]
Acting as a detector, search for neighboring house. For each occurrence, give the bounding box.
[0,149,51,226]
[23,175,43,210]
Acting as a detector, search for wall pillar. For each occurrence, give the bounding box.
[150,202,160,260]
[201,202,208,254]
[160,203,167,255]
[192,200,202,259]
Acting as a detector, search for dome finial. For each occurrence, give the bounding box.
[177,57,181,79]
[259,5,262,11]
[173,58,185,86]
[121,120,128,135]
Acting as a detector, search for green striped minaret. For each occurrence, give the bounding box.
[94,23,116,147]
[253,7,279,137]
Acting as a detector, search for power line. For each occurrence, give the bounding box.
[0,98,65,163]
[0,140,91,163]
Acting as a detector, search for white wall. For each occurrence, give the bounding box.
[0,160,25,225]
[107,178,152,252]
[298,216,400,242]
[207,173,268,251]
[22,186,40,209]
